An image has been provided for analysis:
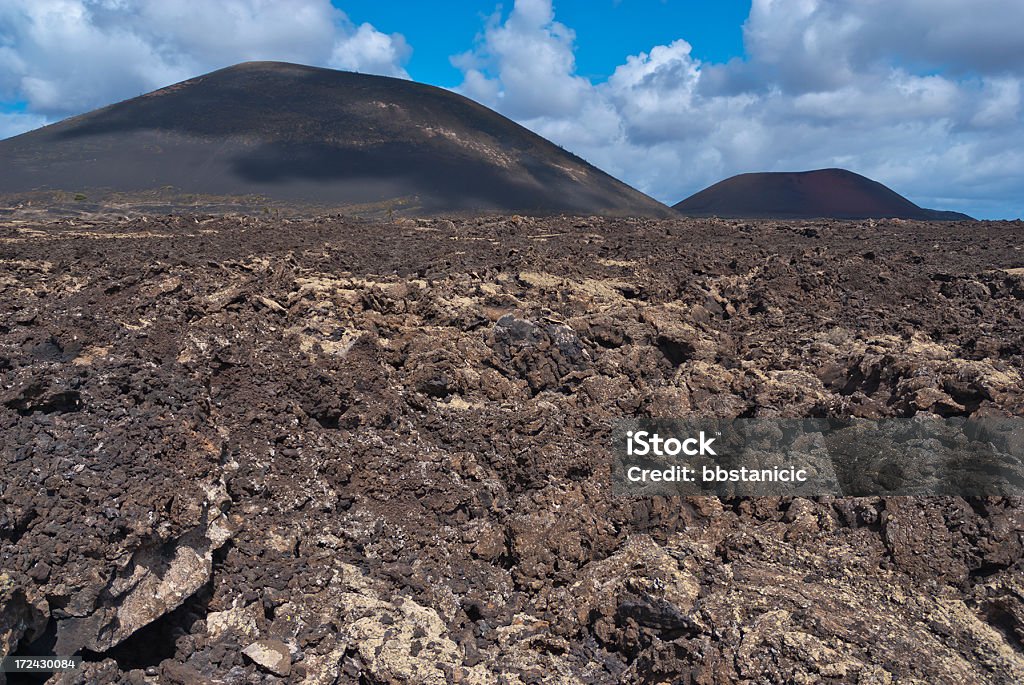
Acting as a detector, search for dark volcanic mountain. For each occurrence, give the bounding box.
[674,168,972,220]
[0,61,669,215]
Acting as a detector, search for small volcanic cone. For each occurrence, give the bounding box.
[673,168,972,220]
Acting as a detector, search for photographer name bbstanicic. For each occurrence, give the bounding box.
[623,430,809,484]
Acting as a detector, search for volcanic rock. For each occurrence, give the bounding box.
[1,213,1022,683]
[242,639,292,676]
[0,61,670,217]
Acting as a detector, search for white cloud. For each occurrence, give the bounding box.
[329,22,410,76]
[452,0,590,120]
[743,0,1024,89]
[453,0,1024,218]
[0,111,49,140]
[970,78,1021,129]
[0,0,410,132]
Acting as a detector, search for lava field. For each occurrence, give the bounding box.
[2,213,1023,684]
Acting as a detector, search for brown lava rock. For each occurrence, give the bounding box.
[1,213,1023,683]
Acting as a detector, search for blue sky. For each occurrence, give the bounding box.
[0,0,1022,218]
[333,1,750,87]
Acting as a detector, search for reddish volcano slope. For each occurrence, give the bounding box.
[674,168,972,220]
[0,61,670,216]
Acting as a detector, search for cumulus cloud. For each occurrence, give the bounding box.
[0,0,410,124]
[329,22,410,76]
[745,0,1024,80]
[0,111,49,140]
[454,0,1024,218]
[452,0,589,120]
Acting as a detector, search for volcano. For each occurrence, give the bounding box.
[0,61,669,216]
[673,168,972,220]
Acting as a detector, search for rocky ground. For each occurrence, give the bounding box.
[1,213,1023,684]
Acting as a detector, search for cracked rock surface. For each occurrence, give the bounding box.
[1,214,1023,683]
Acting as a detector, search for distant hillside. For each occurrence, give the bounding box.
[673,169,973,221]
[0,61,670,216]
